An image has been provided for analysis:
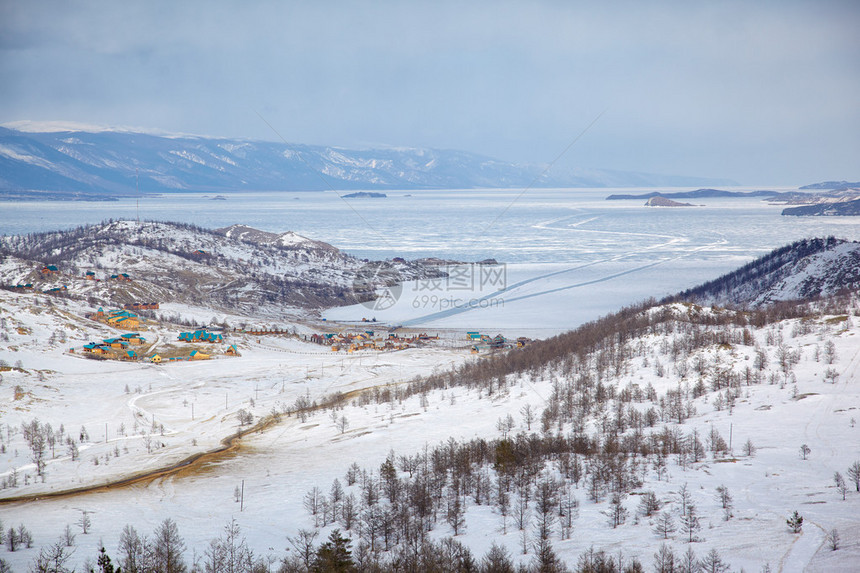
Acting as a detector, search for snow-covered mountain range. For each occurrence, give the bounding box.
[0,124,737,198]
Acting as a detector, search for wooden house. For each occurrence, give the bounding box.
[189,350,210,360]
[103,338,129,349]
[106,310,137,323]
[114,316,140,329]
[121,333,145,345]
[179,330,223,343]
[225,344,239,356]
[85,271,97,280]
[151,354,162,364]
[122,350,138,361]
[41,265,59,274]
[82,343,107,354]
[124,302,159,310]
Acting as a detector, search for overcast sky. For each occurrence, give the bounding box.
[1,1,858,185]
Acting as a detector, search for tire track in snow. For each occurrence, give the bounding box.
[397,212,725,326]
[785,336,860,571]
[532,212,682,242]
[399,236,727,327]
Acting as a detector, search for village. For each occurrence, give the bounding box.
[73,309,526,363]
[307,329,439,352]
[74,305,241,363]
[5,264,137,295]
[5,263,532,368]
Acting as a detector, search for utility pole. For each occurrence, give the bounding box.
[240,479,245,512]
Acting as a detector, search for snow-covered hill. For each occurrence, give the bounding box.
[673,237,860,307]
[216,224,339,253]
[0,125,737,198]
[2,238,859,572]
[0,220,441,314]
[1,280,858,572]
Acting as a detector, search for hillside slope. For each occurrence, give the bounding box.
[672,237,860,307]
[1,264,858,572]
[782,197,860,216]
[0,220,440,314]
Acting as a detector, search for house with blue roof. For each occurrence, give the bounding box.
[103,338,129,349]
[120,333,145,345]
[178,330,223,343]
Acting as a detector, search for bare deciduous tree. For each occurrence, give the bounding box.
[152,518,187,573]
[847,460,860,492]
[653,511,676,539]
[78,510,91,534]
[834,472,848,500]
[715,485,734,520]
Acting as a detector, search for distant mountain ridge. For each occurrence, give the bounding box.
[0,125,736,198]
[800,180,860,190]
[670,237,860,307]
[606,188,780,200]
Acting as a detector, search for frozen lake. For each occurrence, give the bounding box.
[3,188,859,333]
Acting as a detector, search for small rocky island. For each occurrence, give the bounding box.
[343,191,387,199]
[645,196,694,207]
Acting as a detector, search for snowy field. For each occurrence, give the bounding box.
[2,288,859,571]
